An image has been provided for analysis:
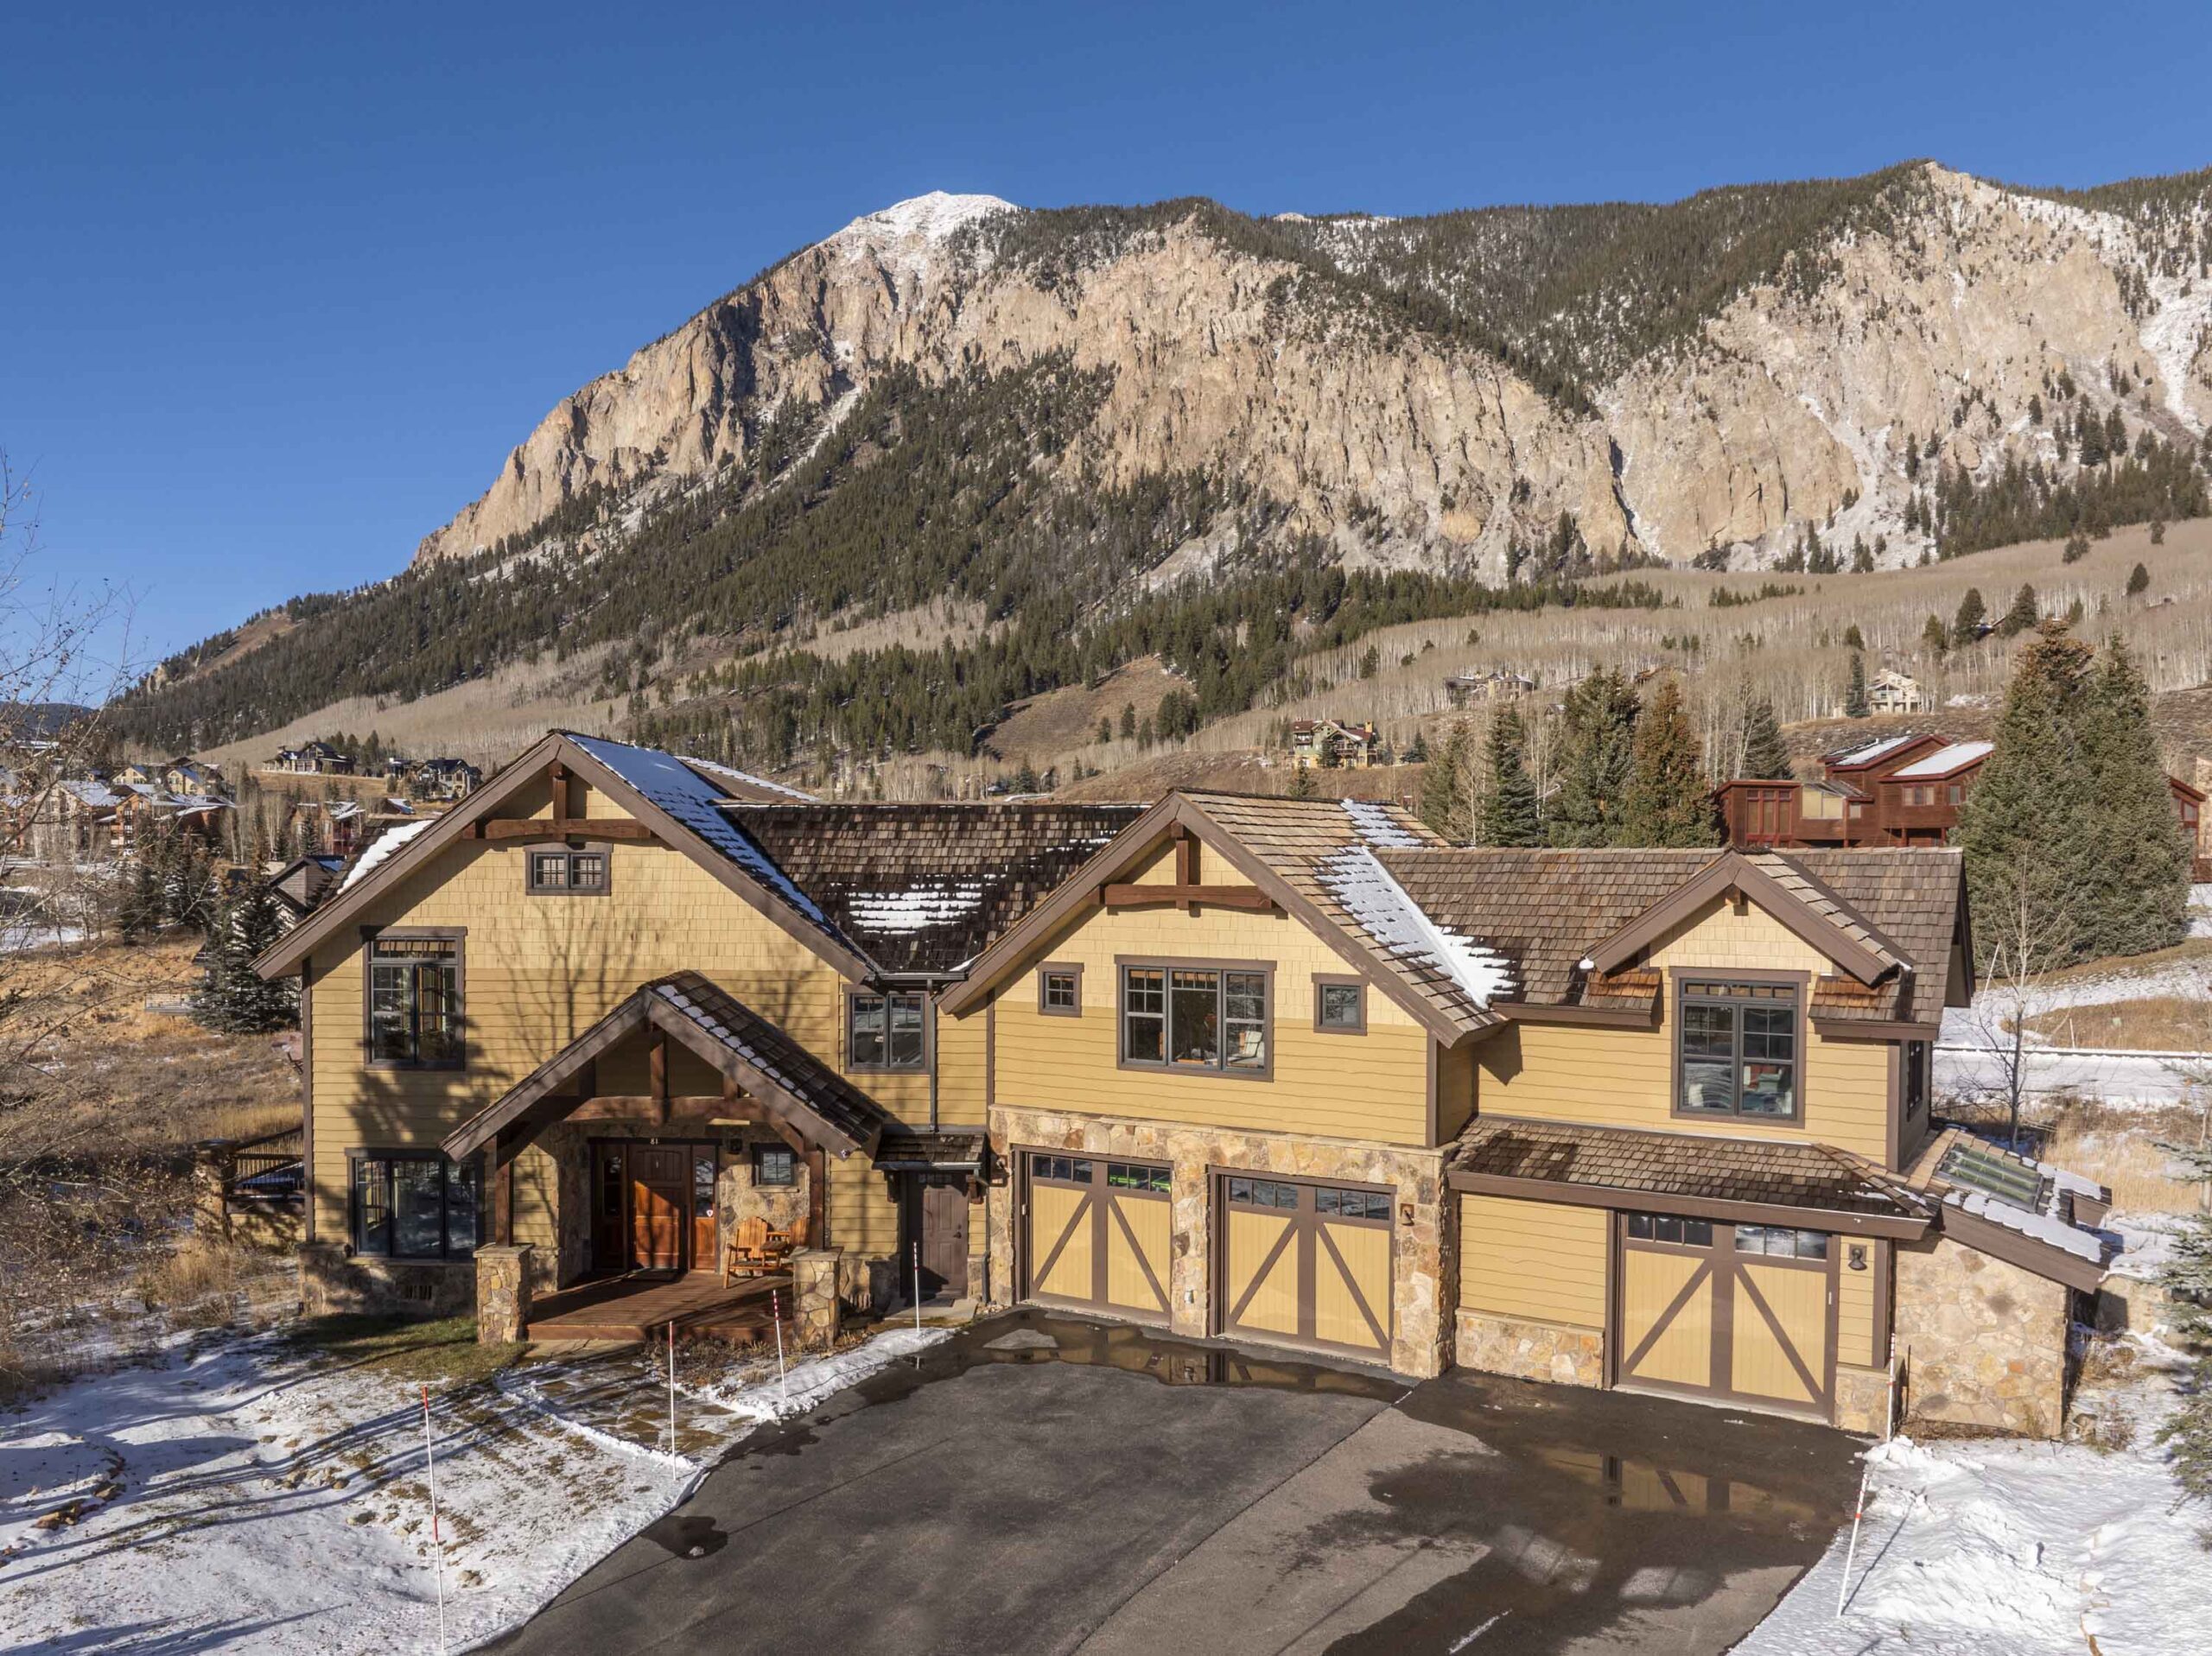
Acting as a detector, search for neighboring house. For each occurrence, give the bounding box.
[409,757,483,800]
[288,798,366,858]
[270,741,354,775]
[1866,670,1926,716]
[1444,670,1535,708]
[256,732,2112,1439]
[1720,730,2203,857]
[1291,718,1380,769]
[162,757,228,797]
[268,853,348,923]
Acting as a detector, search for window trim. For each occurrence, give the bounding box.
[1114,955,1274,1082]
[524,842,613,897]
[1312,974,1368,1035]
[344,1146,482,1261]
[1668,968,1808,1126]
[360,926,467,1071]
[1036,961,1084,1018]
[844,985,932,1073]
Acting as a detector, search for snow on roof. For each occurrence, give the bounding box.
[1890,740,1993,780]
[565,735,840,936]
[340,819,433,893]
[678,753,818,803]
[59,780,119,808]
[1827,733,1924,767]
[1317,845,1517,1010]
[843,883,988,937]
[1339,798,1426,849]
[1944,1188,2107,1265]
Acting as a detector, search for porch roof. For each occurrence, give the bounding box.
[442,971,890,1164]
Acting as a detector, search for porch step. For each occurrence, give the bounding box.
[524,1270,790,1346]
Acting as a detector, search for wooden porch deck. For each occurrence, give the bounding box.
[525,1269,793,1344]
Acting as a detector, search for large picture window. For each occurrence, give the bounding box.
[1676,979,1799,1120]
[366,933,462,1069]
[849,989,926,1070]
[350,1152,480,1259]
[1121,963,1268,1075]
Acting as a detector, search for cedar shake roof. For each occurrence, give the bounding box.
[728,803,1146,976]
[1376,846,1962,1025]
[873,1128,988,1171]
[1177,792,1503,1037]
[648,974,891,1150]
[1451,1115,1930,1224]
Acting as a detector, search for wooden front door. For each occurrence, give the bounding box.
[1021,1153,1173,1323]
[1615,1213,1835,1418]
[630,1146,686,1271]
[1217,1173,1393,1361]
[905,1175,970,1301]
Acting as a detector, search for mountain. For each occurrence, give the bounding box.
[119,162,2212,773]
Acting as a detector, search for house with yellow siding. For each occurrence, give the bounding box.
[258,733,2113,1440]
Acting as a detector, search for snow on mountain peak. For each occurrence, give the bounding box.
[832,191,1017,248]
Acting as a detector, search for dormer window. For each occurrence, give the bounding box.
[1675,979,1800,1121]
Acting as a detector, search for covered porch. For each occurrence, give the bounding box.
[443,972,891,1344]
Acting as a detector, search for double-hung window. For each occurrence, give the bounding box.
[366,934,463,1069]
[1676,980,1799,1120]
[1121,964,1268,1074]
[350,1152,480,1259]
[849,990,926,1070]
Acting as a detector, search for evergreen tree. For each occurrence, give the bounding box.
[1419,720,1475,842]
[1619,679,1719,847]
[1921,613,1948,656]
[1402,730,1430,765]
[1843,653,1871,719]
[2079,638,2192,958]
[1996,583,2040,638]
[1478,707,1542,847]
[1288,760,1318,800]
[1841,623,1866,650]
[1118,702,1137,739]
[2126,562,2151,597]
[2156,1138,2212,1518]
[116,853,162,944]
[1739,695,1791,779]
[1952,587,1986,646]
[1956,624,2101,972]
[192,882,298,1033]
[1549,669,1639,847]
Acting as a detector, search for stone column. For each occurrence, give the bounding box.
[790,1248,841,1349]
[474,1244,534,1345]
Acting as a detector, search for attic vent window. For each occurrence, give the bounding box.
[527,847,609,895]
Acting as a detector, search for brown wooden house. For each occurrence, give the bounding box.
[257,734,2113,1437]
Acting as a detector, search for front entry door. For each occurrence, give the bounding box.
[630,1146,687,1271]
[905,1174,970,1301]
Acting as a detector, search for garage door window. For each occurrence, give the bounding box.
[1314,1187,1391,1221]
[1033,1155,1093,1184]
[1227,1177,1298,1209]
[1624,1211,1713,1247]
[1107,1162,1171,1192]
[1734,1224,1829,1259]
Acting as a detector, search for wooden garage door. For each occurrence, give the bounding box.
[1616,1212,1835,1418]
[1023,1153,1173,1323]
[1219,1175,1392,1360]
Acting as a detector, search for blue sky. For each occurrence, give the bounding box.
[9,0,2209,669]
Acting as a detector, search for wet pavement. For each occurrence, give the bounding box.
[490,1311,1860,1655]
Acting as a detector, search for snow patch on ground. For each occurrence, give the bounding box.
[1742,1342,2204,1656]
[2140,272,2212,431]
[0,1322,949,1652]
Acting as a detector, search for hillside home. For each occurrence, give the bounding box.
[270,741,355,776]
[1444,670,1536,707]
[258,733,2113,1438]
[162,757,228,797]
[1865,669,1926,716]
[1719,731,2205,862]
[1291,718,1380,770]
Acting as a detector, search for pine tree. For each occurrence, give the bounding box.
[1841,623,1866,651]
[192,882,298,1033]
[1997,583,2039,638]
[1956,623,2101,972]
[1921,613,1948,656]
[1288,761,1318,800]
[1739,695,1791,779]
[1843,653,1871,719]
[1549,669,1640,847]
[1478,707,1541,847]
[2126,562,2151,597]
[2156,1138,2212,1514]
[2079,637,2192,958]
[1952,587,1986,646]
[1419,720,1474,842]
[1619,679,1719,847]
[1402,730,1430,765]
[117,853,162,944]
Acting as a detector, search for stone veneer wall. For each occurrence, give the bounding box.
[299,1241,475,1318]
[986,1105,1450,1377]
[1894,1234,2070,1438]
[1453,1310,1604,1387]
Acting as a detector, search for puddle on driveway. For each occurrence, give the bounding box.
[640,1512,729,1559]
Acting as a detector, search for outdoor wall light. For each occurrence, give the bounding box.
[1848,1243,1868,1272]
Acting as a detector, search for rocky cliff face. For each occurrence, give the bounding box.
[416,166,2212,580]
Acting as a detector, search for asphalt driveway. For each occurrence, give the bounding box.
[492,1312,1859,1655]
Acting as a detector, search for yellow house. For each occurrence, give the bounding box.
[258,735,2111,1437]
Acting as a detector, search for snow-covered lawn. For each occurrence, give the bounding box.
[0,1319,948,1652]
[1743,1336,2206,1656]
